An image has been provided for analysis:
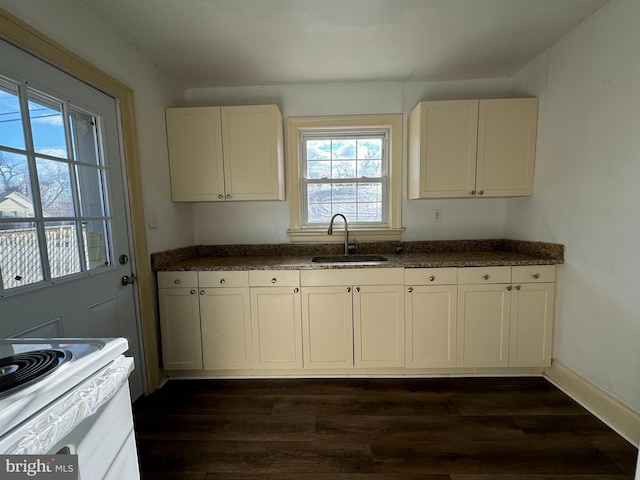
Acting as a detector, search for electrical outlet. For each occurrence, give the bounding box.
[433,209,441,222]
[148,210,158,229]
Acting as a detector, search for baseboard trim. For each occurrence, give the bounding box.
[544,360,640,446]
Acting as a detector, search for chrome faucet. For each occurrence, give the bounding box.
[328,213,349,256]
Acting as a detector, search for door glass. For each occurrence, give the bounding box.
[0,221,44,289]
[0,79,26,150]
[45,221,81,278]
[28,91,68,159]
[36,157,75,217]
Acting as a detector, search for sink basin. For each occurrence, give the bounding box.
[311,255,389,263]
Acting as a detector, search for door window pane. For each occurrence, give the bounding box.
[76,165,106,217]
[0,79,26,150]
[82,220,110,270]
[0,152,35,218]
[45,221,80,278]
[28,91,68,159]
[69,109,101,165]
[0,222,44,288]
[36,157,75,217]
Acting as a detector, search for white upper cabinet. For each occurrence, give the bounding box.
[408,98,538,199]
[166,104,285,202]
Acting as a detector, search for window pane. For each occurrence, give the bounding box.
[28,91,68,159]
[357,159,381,178]
[36,158,75,217]
[307,203,332,224]
[307,183,331,204]
[83,220,110,269]
[332,160,356,179]
[306,140,330,160]
[0,152,35,218]
[0,222,44,289]
[0,80,26,150]
[332,203,356,219]
[69,109,100,165]
[357,139,382,160]
[77,166,106,217]
[332,183,356,203]
[332,139,356,159]
[357,202,382,222]
[357,183,382,202]
[45,221,80,278]
[307,160,330,179]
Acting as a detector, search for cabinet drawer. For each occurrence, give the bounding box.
[198,271,249,288]
[157,271,198,288]
[512,265,556,283]
[405,268,457,285]
[249,270,300,287]
[458,266,511,284]
[301,268,404,287]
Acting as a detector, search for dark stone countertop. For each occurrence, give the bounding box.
[151,239,563,272]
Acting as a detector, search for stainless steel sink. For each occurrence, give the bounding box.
[311,255,389,263]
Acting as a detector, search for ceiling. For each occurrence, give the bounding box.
[80,0,611,89]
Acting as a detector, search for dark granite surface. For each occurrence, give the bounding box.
[151,239,563,272]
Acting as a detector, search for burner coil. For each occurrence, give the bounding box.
[0,349,69,396]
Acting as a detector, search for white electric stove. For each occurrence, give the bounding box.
[0,338,140,479]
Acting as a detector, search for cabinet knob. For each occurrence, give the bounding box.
[271,278,277,284]
[532,273,540,279]
[217,194,224,199]
[506,286,513,291]
[199,290,205,295]
[220,278,225,284]
[515,285,521,290]
[190,289,196,294]
[407,287,413,293]
[174,279,180,285]
[226,194,231,199]
[478,190,484,195]
[483,274,490,280]
[470,190,476,195]
[294,287,299,293]
[355,287,360,293]
[429,275,435,282]
[346,287,351,293]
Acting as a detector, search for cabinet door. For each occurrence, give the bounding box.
[509,283,555,367]
[405,285,457,368]
[301,286,354,369]
[200,287,252,369]
[408,100,478,199]
[353,285,405,368]
[165,107,225,201]
[221,105,285,201]
[457,284,511,367]
[476,98,538,197]
[250,286,302,368]
[158,288,202,370]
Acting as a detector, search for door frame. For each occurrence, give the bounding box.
[0,8,162,393]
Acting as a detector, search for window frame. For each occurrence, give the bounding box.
[287,114,404,242]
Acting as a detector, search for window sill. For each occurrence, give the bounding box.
[288,227,404,243]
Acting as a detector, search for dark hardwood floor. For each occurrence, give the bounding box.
[133,377,638,479]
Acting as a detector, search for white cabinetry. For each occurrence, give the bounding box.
[157,272,202,370]
[249,270,302,369]
[301,268,405,369]
[198,271,252,370]
[408,98,538,199]
[405,268,458,368]
[166,104,284,202]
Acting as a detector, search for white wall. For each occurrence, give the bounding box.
[0,0,194,254]
[185,78,513,244]
[507,0,640,412]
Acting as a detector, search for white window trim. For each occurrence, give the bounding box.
[287,114,404,242]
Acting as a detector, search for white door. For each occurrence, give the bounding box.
[0,40,144,399]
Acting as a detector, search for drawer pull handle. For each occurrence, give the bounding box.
[356,287,360,293]
[429,275,435,282]
[190,289,196,294]
[199,290,205,295]
[347,287,351,293]
[506,286,513,291]
[407,287,413,293]
[226,194,231,199]
[470,190,475,195]
[271,278,277,284]
[174,279,180,285]
[532,273,540,279]
[217,194,224,199]
[220,278,225,284]
[478,190,484,195]
[294,287,299,293]
[515,285,521,290]
[483,274,490,280]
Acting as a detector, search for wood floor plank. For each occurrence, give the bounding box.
[134,377,637,479]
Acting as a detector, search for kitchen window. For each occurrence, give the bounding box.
[0,74,112,294]
[287,114,403,242]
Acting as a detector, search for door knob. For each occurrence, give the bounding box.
[121,274,137,286]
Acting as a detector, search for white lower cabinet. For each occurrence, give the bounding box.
[300,268,405,369]
[249,270,302,369]
[157,272,202,370]
[198,271,252,370]
[405,268,458,368]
